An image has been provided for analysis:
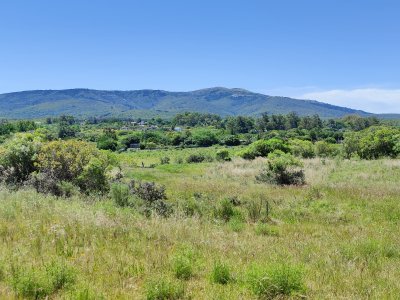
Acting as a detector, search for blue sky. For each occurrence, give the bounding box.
[1,0,400,113]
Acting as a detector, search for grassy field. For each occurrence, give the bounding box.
[0,152,400,299]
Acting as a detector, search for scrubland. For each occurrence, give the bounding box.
[0,154,399,299]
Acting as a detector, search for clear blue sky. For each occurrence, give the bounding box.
[1,0,400,112]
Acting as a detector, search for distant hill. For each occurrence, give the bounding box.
[0,87,382,119]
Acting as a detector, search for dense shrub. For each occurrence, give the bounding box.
[0,133,42,184]
[256,151,305,185]
[214,198,237,222]
[239,138,290,159]
[29,172,69,197]
[186,153,213,163]
[192,129,219,147]
[246,198,271,223]
[215,149,231,161]
[343,126,400,159]
[130,180,171,217]
[315,141,340,158]
[220,135,241,146]
[143,142,157,149]
[290,139,315,158]
[111,183,131,207]
[119,133,141,148]
[97,136,118,151]
[35,140,113,194]
[131,180,166,203]
[160,156,170,164]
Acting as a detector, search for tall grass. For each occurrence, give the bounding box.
[0,157,399,298]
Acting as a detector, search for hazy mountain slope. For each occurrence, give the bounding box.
[0,87,374,119]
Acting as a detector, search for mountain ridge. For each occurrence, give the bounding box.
[0,87,388,119]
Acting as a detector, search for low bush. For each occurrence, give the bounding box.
[214,198,236,222]
[160,156,170,165]
[239,138,290,160]
[220,135,241,146]
[130,180,172,217]
[111,183,131,207]
[186,153,213,163]
[290,139,315,158]
[180,197,203,217]
[315,141,340,158]
[215,149,231,162]
[342,126,400,159]
[192,129,219,147]
[0,133,42,184]
[256,151,305,185]
[247,263,305,298]
[35,140,114,195]
[97,136,118,151]
[246,198,271,223]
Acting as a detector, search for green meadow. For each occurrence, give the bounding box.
[0,151,399,299]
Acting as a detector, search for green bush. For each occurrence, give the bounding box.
[256,151,305,185]
[77,157,110,194]
[343,126,400,159]
[239,138,290,160]
[131,180,171,217]
[214,198,236,222]
[290,139,315,158]
[145,142,157,149]
[97,136,118,151]
[186,153,213,163]
[111,183,131,207]
[246,198,271,223]
[57,181,79,197]
[35,140,114,195]
[215,149,231,161]
[160,156,170,165]
[145,277,185,300]
[0,133,42,184]
[247,263,305,298]
[315,141,340,158]
[192,129,219,147]
[221,135,241,146]
[211,261,232,285]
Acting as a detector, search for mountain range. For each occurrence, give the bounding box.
[0,87,394,119]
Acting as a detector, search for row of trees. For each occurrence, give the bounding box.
[0,120,37,135]
[171,112,380,133]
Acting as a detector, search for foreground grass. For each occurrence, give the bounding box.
[0,158,400,298]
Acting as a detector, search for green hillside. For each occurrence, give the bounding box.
[0,87,373,119]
